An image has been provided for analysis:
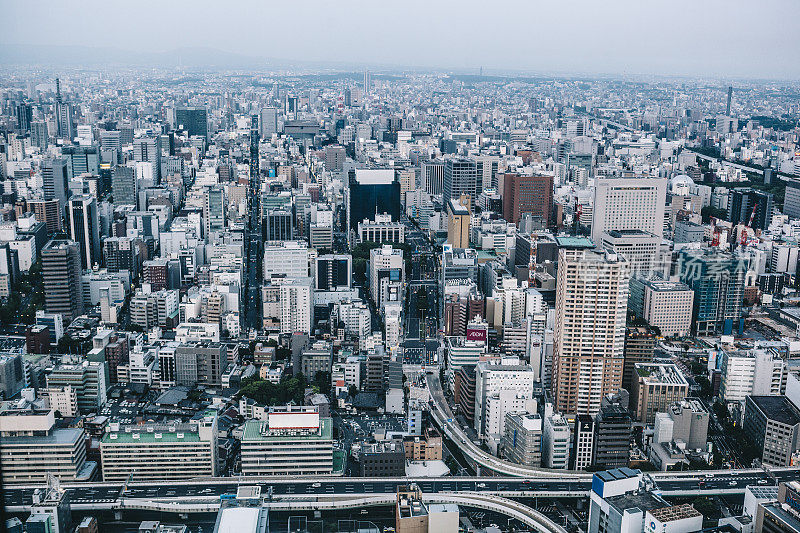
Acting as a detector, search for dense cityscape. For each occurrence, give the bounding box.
[1,9,800,533]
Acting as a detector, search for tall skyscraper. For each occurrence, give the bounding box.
[727,187,773,231]
[346,169,401,236]
[133,136,161,181]
[41,240,84,323]
[42,158,69,208]
[259,107,278,138]
[364,69,371,95]
[264,209,292,242]
[112,166,137,206]
[30,121,48,150]
[591,176,667,243]
[422,161,444,195]
[553,245,630,416]
[30,199,63,233]
[502,173,554,225]
[203,186,226,237]
[15,103,32,132]
[62,146,99,180]
[443,158,478,211]
[678,248,747,336]
[67,195,101,270]
[175,107,208,138]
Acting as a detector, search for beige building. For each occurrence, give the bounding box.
[447,196,471,249]
[553,243,629,416]
[632,363,689,424]
[640,279,694,337]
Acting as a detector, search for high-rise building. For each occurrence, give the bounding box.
[42,158,69,208]
[67,195,100,270]
[62,146,99,180]
[369,245,404,310]
[31,121,48,150]
[592,401,633,469]
[363,69,371,95]
[446,197,471,249]
[46,361,107,413]
[591,176,667,243]
[571,415,595,470]
[203,186,226,237]
[259,107,278,138]
[278,278,313,334]
[315,254,352,291]
[133,136,161,181]
[542,413,571,469]
[347,169,401,235]
[324,144,346,172]
[111,166,137,206]
[14,103,32,132]
[263,241,310,280]
[443,158,477,211]
[631,363,689,424]
[677,248,747,336]
[422,161,444,195]
[553,247,629,416]
[474,360,536,440]
[502,173,554,225]
[174,343,227,387]
[55,102,74,140]
[728,187,774,231]
[264,209,293,241]
[631,278,694,337]
[41,240,84,323]
[622,326,656,393]
[743,396,800,467]
[501,413,542,466]
[29,199,63,233]
[175,107,208,138]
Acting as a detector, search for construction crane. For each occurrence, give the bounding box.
[740,203,759,247]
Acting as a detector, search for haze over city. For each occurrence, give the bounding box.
[2,0,800,78]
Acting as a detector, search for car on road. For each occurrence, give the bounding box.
[312,482,321,488]
[476,483,486,488]
[758,479,769,485]
[729,481,737,486]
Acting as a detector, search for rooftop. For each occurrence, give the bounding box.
[555,236,595,249]
[241,417,332,442]
[749,396,800,426]
[648,503,702,522]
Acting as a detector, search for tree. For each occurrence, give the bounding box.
[701,205,727,224]
[238,374,308,406]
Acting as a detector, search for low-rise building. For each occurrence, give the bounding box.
[240,405,333,476]
[100,411,218,481]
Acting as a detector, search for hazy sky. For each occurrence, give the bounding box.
[3,0,800,79]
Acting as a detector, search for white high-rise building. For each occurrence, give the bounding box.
[369,245,404,311]
[278,277,313,334]
[591,176,667,243]
[263,241,311,280]
[542,413,571,469]
[720,347,787,403]
[553,245,629,416]
[474,358,535,439]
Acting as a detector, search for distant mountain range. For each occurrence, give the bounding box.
[0,43,429,73]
